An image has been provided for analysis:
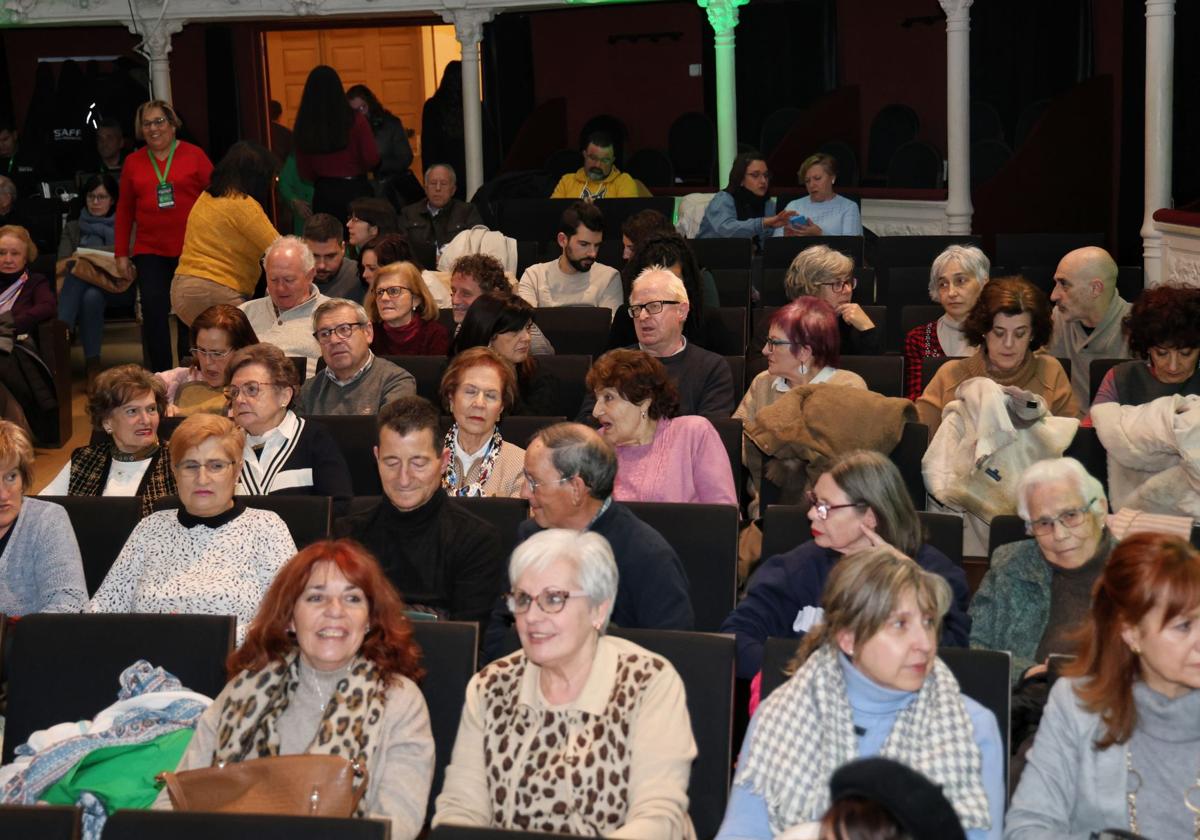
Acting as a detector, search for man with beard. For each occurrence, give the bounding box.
[550,131,640,200]
[303,213,362,303]
[516,200,622,319]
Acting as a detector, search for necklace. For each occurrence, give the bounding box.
[1125,745,1200,837]
[305,665,331,713]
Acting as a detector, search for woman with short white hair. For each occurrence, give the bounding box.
[969,457,1113,685]
[904,245,991,401]
[435,528,698,839]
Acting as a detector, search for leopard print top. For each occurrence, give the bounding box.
[479,646,667,835]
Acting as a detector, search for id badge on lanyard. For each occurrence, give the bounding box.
[150,142,177,210]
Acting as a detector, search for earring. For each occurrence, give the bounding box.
[640,410,647,419]
[1131,645,1141,655]
[798,362,809,375]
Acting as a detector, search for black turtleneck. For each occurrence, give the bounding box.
[332,489,504,626]
[177,498,247,529]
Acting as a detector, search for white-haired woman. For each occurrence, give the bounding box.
[434,529,697,839]
[903,245,990,401]
[969,457,1113,686]
[715,548,1005,840]
[783,246,879,355]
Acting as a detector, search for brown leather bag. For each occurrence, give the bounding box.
[159,754,369,817]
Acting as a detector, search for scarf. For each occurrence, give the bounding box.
[441,423,503,497]
[212,652,389,817]
[735,645,991,834]
[77,210,116,248]
[731,185,768,221]
[960,346,1040,389]
[0,270,26,315]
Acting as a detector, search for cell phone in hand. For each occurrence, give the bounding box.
[790,215,809,228]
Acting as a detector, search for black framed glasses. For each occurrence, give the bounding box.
[1026,499,1097,536]
[806,491,868,520]
[506,588,589,615]
[763,338,792,351]
[313,322,367,343]
[628,300,682,318]
[816,276,857,293]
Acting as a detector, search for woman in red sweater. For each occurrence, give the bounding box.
[293,65,380,226]
[367,261,450,355]
[114,100,213,372]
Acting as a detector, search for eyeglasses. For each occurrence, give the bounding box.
[745,170,771,181]
[506,587,590,615]
[313,322,367,343]
[763,338,792,351]
[522,471,571,493]
[176,459,235,479]
[223,381,276,400]
[141,116,169,129]
[374,286,411,299]
[1026,499,1097,536]
[628,300,682,318]
[86,192,112,203]
[806,491,868,521]
[816,276,857,293]
[190,346,233,360]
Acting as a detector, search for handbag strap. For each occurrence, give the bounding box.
[158,770,190,810]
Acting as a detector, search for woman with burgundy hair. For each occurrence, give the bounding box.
[1006,533,1200,838]
[156,539,435,839]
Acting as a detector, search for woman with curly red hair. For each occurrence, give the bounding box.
[156,539,434,839]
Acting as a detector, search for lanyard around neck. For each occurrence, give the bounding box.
[148,141,177,185]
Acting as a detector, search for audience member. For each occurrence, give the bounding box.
[400,164,483,255]
[784,245,879,355]
[0,420,87,615]
[293,65,379,223]
[239,235,330,367]
[0,175,25,228]
[620,207,672,261]
[516,200,622,317]
[366,261,450,356]
[361,232,423,289]
[1006,533,1200,838]
[588,348,736,505]
[156,538,434,839]
[85,413,297,643]
[549,130,640,200]
[698,151,793,242]
[172,141,280,327]
[278,153,312,236]
[482,422,694,660]
[157,304,258,417]
[115,100,214,372]
[439,347,525,497]
[1047,246,1132,410]
[346,83,414,195]
[969,458,1113,685]
[56,173,129,382]
[225,343,352,496]
[92,117,127,177]
[347,196,399,254]
[736,298,867,518]
[41,364,177,516]
[716,549,1003,840]
[782,153,863,236]
[299,297,415,415]
[303,212,362,302]
[332,395,504,624]
[903,244,991,401]
[820,758,968,840]
[435,529,695,838]
[609,230,720,349]
[917,277,1078,436]
[584,266,734,420]
[267,100,293,161]
[1090,284,1200,410]
[452,293,558,415]
[721,450,971,681]
[0,121,40,196]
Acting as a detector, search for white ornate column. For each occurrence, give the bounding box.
[442,7,494,200]
[129,17,185,104]
[699,0,747,182]
[940,0,973,234]
[1142,0,1175,287]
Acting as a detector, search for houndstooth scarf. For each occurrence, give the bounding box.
[211,652,388,816]
[735,645,991,834]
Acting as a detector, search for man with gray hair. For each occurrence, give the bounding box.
[400,163,484,255]
[482,422,694,660]
[299,297,415,415]
[1048,246,1132,409]
[240,235,330,369]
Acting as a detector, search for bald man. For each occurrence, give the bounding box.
[1047,246,1131,409]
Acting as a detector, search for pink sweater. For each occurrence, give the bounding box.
[613,416,738,506]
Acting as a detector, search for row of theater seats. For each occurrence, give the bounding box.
[0,612,1013,840]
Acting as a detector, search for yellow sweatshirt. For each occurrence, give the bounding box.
[175,192,280,295]
[550,167,643,199]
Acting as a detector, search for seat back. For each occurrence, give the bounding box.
[530,354,591,417]
[309,415,381,496]
[890,421,929,510]
[454,496,532,561]
[152,494,332,548]
[761,507,963,567]
[1063,425,1108,498]
[687,237,753,271]
[866,103,920,179]
[723,356,745,400]
[531,307,612,357]
[995,232,1106,269]
[709,268,752,308]
[102,811,388,840]
[987,514,1028,558]
[625,148,675,188]
[710,416,744,506]
[386,355,450,403]
[886,139,943,189]
[1088,357,1130,403]
[899,305,946,339]
[2,613,236,764]
[668,111,717,184]
[625,502,740,632]
[707,307,748,356]
[0,805,80,840]
[34,495,143,595]
[409,621,479,815]
[497,415,567,449]
[872,235,984,272]
[839,356,904,398]
[761,235,865,271]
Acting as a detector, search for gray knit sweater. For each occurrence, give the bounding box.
[0,497,87,615]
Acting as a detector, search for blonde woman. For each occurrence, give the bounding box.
[783,245,879,354]
[368,261,450,355]
[716,548,1004,840]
